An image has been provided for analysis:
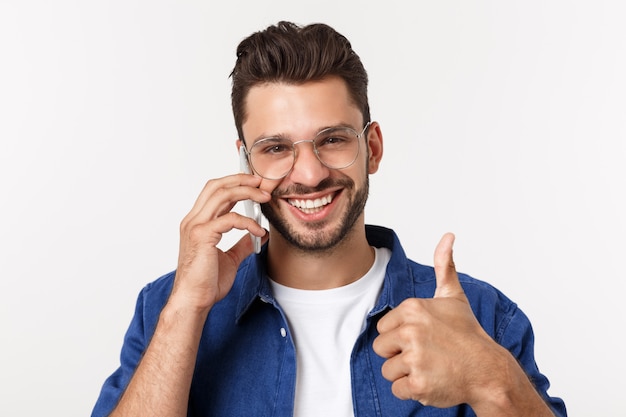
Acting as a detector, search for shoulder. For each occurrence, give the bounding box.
[368,224,518,316]
[142,270,176,299]
[409,258,520,331]
[133,271,176,321]
[406,257,514,306]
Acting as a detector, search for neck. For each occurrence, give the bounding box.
[266,223,374,290]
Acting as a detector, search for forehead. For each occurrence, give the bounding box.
[242,77,362,139]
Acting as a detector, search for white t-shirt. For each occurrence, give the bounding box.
[269,247,391,417]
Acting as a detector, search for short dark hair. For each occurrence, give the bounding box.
[230,21,370,142]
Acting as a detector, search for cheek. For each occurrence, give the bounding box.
[352,158,370,183]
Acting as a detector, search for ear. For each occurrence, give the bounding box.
[366,122,383,174]
[236,139,244,151]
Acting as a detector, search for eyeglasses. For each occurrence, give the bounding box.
[243,122,371,180]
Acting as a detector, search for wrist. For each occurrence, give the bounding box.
[167,274,219,315]
[469,346,554,416]
[161,292,212,327]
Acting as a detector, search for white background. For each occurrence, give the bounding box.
[1,1,624,416]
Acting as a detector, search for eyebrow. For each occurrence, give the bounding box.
[252,123,357,144]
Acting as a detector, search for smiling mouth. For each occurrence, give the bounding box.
[287,193,335,214]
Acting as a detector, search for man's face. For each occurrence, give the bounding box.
[240,77,381,252]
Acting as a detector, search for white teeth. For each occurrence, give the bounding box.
[289,194,334,211]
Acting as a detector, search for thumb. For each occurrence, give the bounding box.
[433,232,465,299]
[228,229,268,264]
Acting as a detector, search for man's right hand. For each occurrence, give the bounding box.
[110,174,271,417]
[171,173,271,313]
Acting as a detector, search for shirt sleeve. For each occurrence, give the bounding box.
[498,304,568,417]
[90,287,150,417]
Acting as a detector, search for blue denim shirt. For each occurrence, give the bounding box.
[92,225,566,416]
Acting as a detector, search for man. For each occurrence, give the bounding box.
[92,21,566,417]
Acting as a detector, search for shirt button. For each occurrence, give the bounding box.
[280,327,287,337]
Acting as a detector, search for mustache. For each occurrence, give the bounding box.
[272,177,354,197]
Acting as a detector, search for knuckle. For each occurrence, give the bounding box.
[187,222,208,241]
[204,178,219,189]
[396,324,416,341]
[373,340,391,359]
[405,376,431,403]
[402,298,424,314]
[180,215,192,232]
[403,349,424,369]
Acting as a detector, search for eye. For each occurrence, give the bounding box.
[253,139,293,156]
[323,136,346,145]
[316,129,353,148]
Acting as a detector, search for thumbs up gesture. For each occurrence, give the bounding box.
[373,233,503,409]
[373,234,559,415]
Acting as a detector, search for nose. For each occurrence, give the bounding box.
[288,140,330,187]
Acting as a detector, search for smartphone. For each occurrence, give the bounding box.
[239,145,262,254]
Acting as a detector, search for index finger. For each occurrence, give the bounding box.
[188,173,267,219]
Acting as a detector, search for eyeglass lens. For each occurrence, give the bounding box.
[248,127,362,180]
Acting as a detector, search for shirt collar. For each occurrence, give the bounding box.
[235,225,416,322]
